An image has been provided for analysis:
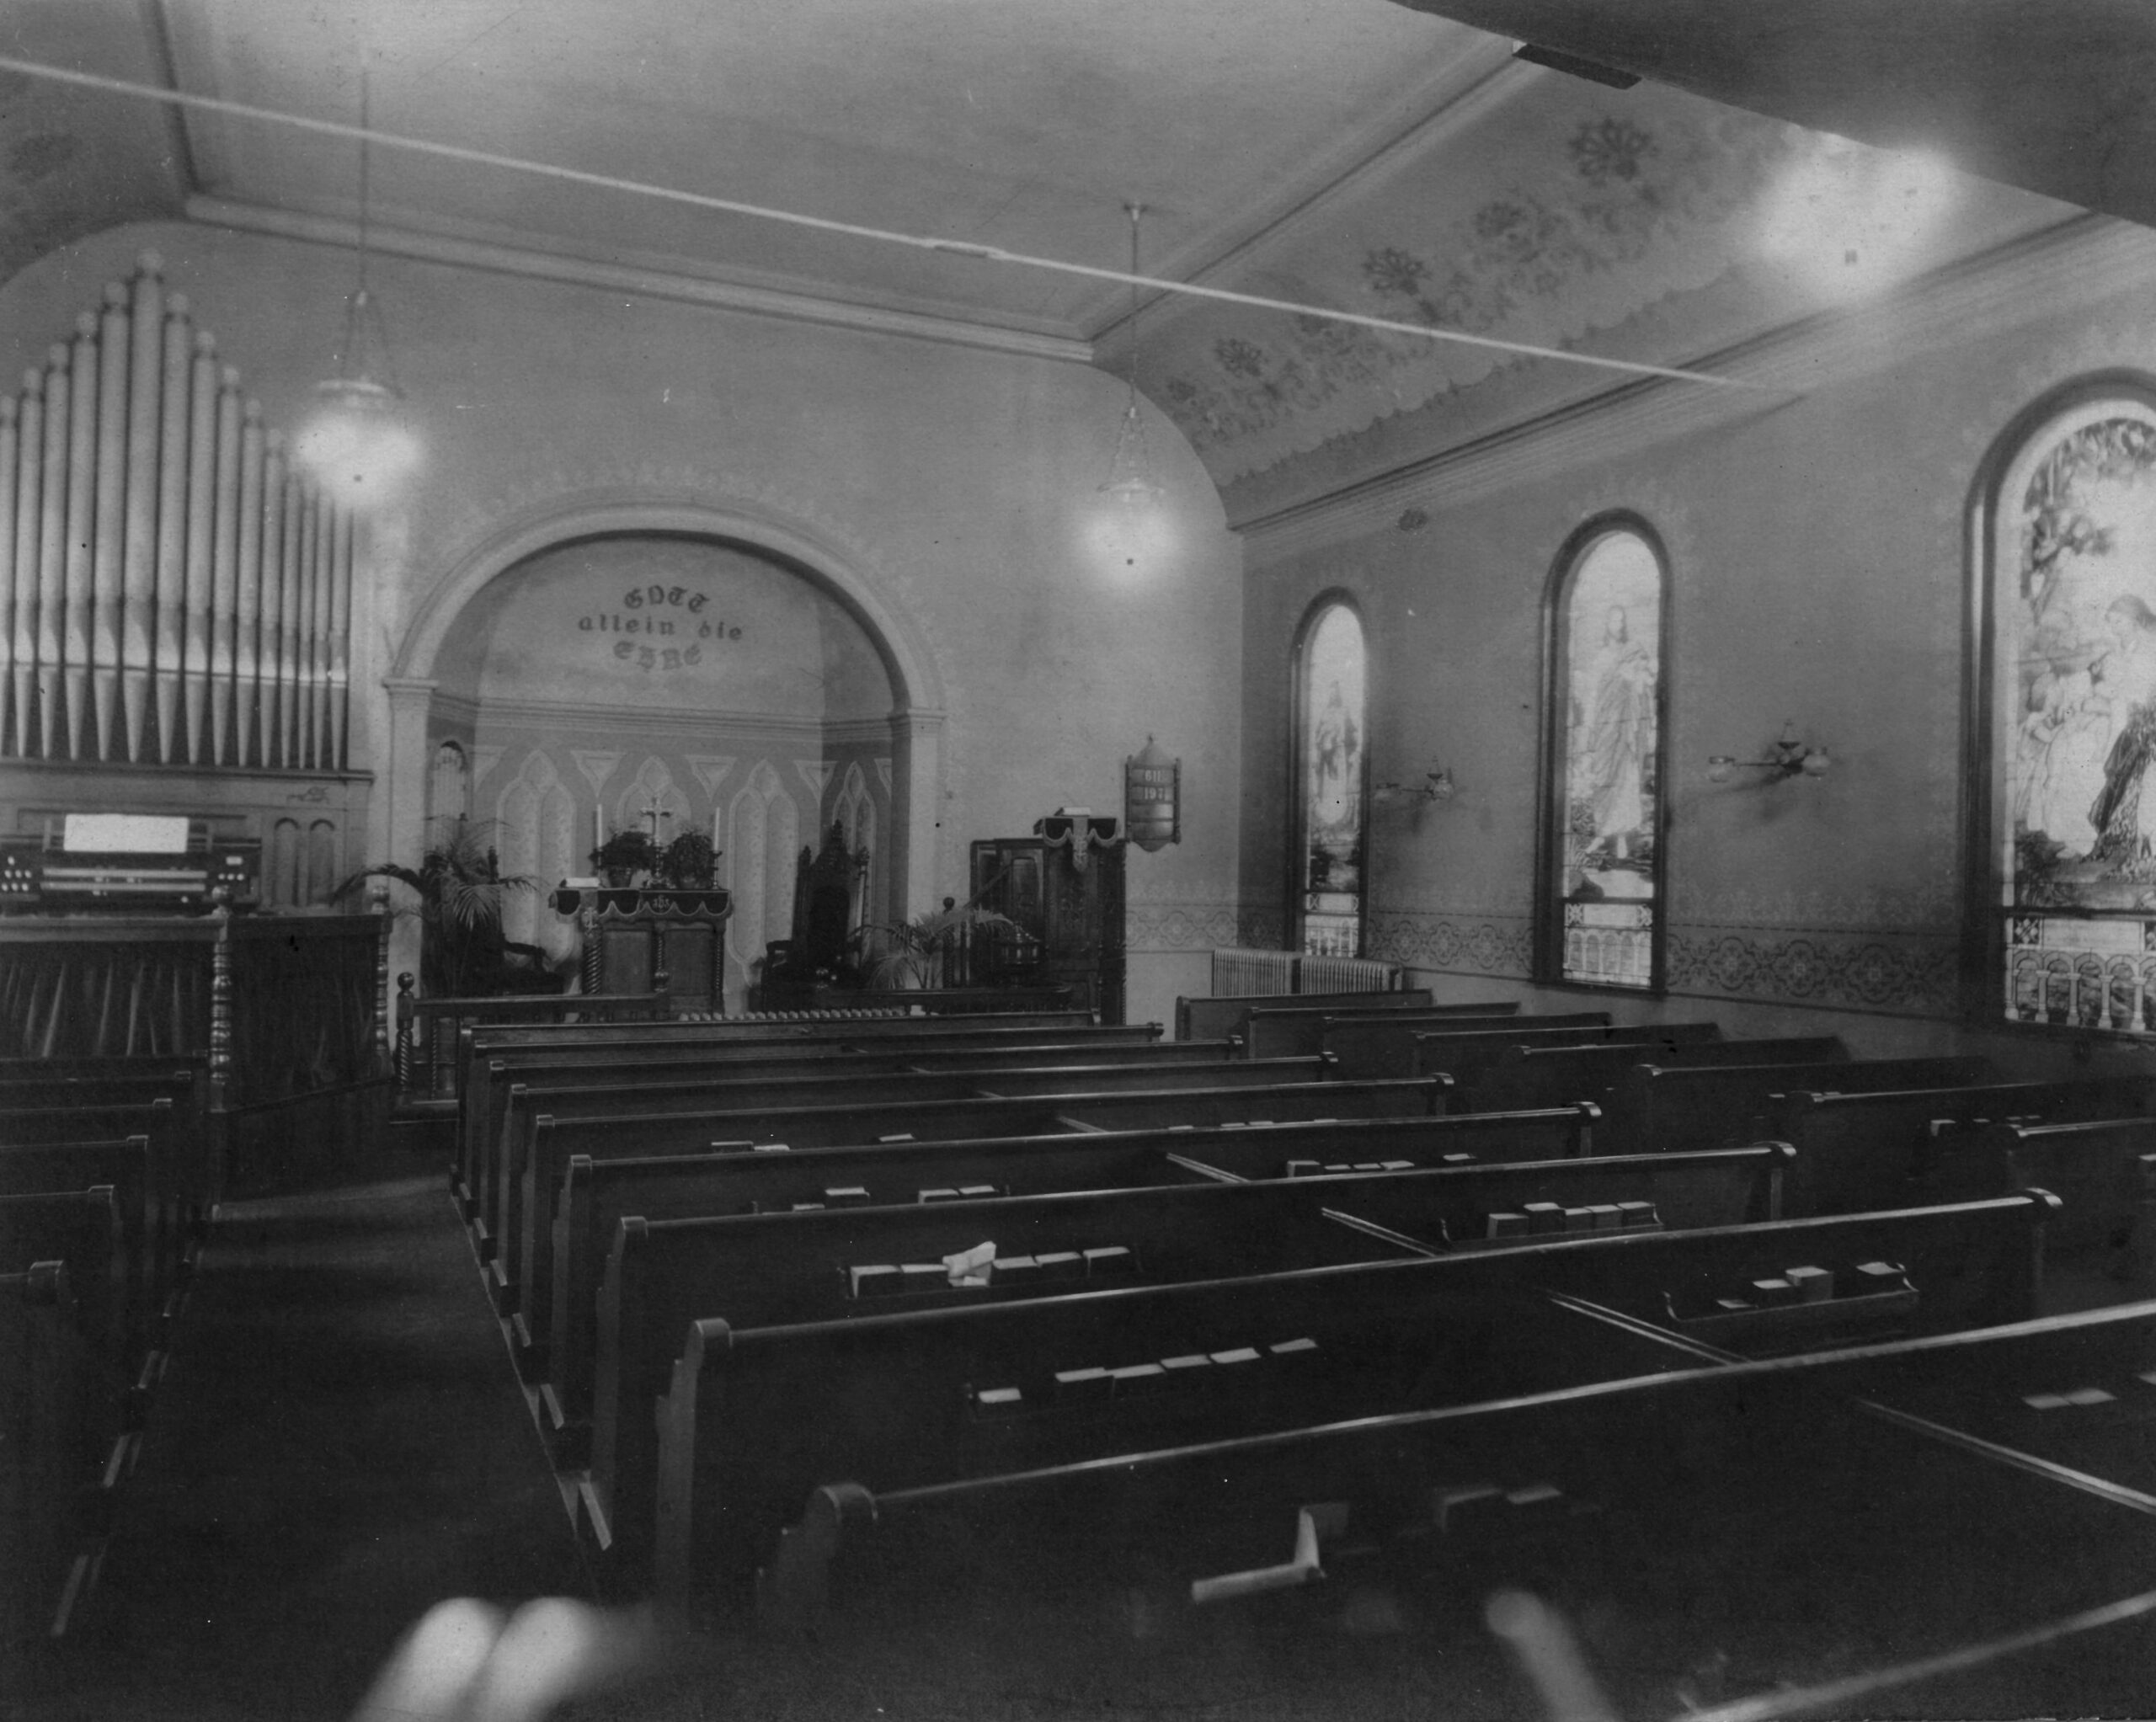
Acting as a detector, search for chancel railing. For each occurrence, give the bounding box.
[0,252,355,770]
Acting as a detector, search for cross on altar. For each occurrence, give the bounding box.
[638,795,674,842]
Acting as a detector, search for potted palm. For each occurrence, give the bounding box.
[851,899,1020,989]
[338,820,543,996]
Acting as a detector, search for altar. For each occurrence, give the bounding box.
[551,884,732,1015]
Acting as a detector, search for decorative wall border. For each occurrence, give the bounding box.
[1124,899,1246,954]
[1663,923,1960,1018]
[1367,910,1535,978]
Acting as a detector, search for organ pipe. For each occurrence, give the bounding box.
[278,467,302,768]
[38,344,67,759]
[13,371,40,756]
[94,280,128,760]
[155,295,191,761]
[0,256,357,768]
[64,312,95,759]
[122,259,162,761]
[259,434,286,765]
[0,399,14,755]
[233,403,264,767]
[183,331,216,763]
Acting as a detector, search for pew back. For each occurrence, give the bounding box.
[1774,1076,2156,1216]
[1176,990,1435,1043]
[1320,1011,1609,1078]
[1412,1021,1723,1094]
[1474,1034,1848,1114]
[504,1076,1445,1329]
[1601,1054,1993,1160]
[638,1192,2050,1586]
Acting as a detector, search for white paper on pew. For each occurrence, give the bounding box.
[1189,1502,1347,1605]
[944,1241,995,1287]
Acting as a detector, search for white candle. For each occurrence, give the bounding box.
[594,803,604,854]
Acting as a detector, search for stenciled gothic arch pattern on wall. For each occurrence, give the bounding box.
[832,760,881,930]
[724,760,801,1003]
[496,749,577,955]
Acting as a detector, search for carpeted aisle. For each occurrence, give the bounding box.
[24,1151,588,1722]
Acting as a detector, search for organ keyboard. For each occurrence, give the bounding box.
[0,813,259,914]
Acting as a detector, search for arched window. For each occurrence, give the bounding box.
[1292,597,1368,957]
[1978,381,2156,1033]
[1542,519,1669,990]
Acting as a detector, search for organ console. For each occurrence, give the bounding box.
[0,253,355,770]
[0,813,260,914]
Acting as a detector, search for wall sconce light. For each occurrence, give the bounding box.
[1707,721,1831,783]
[1373,767,1455,808]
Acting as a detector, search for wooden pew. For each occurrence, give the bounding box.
[1,1103,186,1301]
[1775,1076,2156,1217]
[1472,1033,1848,1115]
[462,1032,1235,1218]
[0,1188,128,1397]
[456,1020,1167,1213]
[486,1054,1343,1306]
[538,1142,1782,1463]
[0,1262,104,1645]
[0,1068,211,1231]
[534,1104,1603,1400]
[1321,1010,1608,1077]
[454,1010,1121,1117]
[504,1077,1447,1325]
[1239,1005,1538,1062]
[1410,1021,1724,1096]
[1924,1117,2156,1300]
[1599,1054,1993,1160]
[469,1042,1277,1251]
[0,1136,161,1374]
[632,1192,2052,1588]
[752,1313,2155,1722]
[1175,989,1437,1044]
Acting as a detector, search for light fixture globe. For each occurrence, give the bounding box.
[296,375,421,503]
[1099,397,1164,508]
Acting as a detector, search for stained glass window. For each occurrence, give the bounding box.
[1989,393,2156,1033]
[1295,600,1366,957]
[1550,525,1666,989]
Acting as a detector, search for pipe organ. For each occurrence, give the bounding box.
[0,252,355,770]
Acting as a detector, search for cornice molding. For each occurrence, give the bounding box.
[184,195,1096,366]
[446,692,894,747]
[1235,213,2156,563]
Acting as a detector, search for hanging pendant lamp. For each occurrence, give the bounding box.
[296,67,421,504]
[1099,203,1162,509]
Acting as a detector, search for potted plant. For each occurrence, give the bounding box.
[590,827,659,888]
[851,900,1020,989]
[657,829,720,891]
[337,820,543,996]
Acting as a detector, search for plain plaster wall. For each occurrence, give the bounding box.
[0,219,1245,1024]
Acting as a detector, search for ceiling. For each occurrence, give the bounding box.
[0,1,2127,490]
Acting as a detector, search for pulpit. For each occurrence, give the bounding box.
[552,885,732,1015]
[969,813,1126,1023]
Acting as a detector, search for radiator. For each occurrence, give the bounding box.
[1212,948,1296,996]
[1296,955,1401,993]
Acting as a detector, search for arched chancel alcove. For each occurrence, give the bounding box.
[387,504,942,1009]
